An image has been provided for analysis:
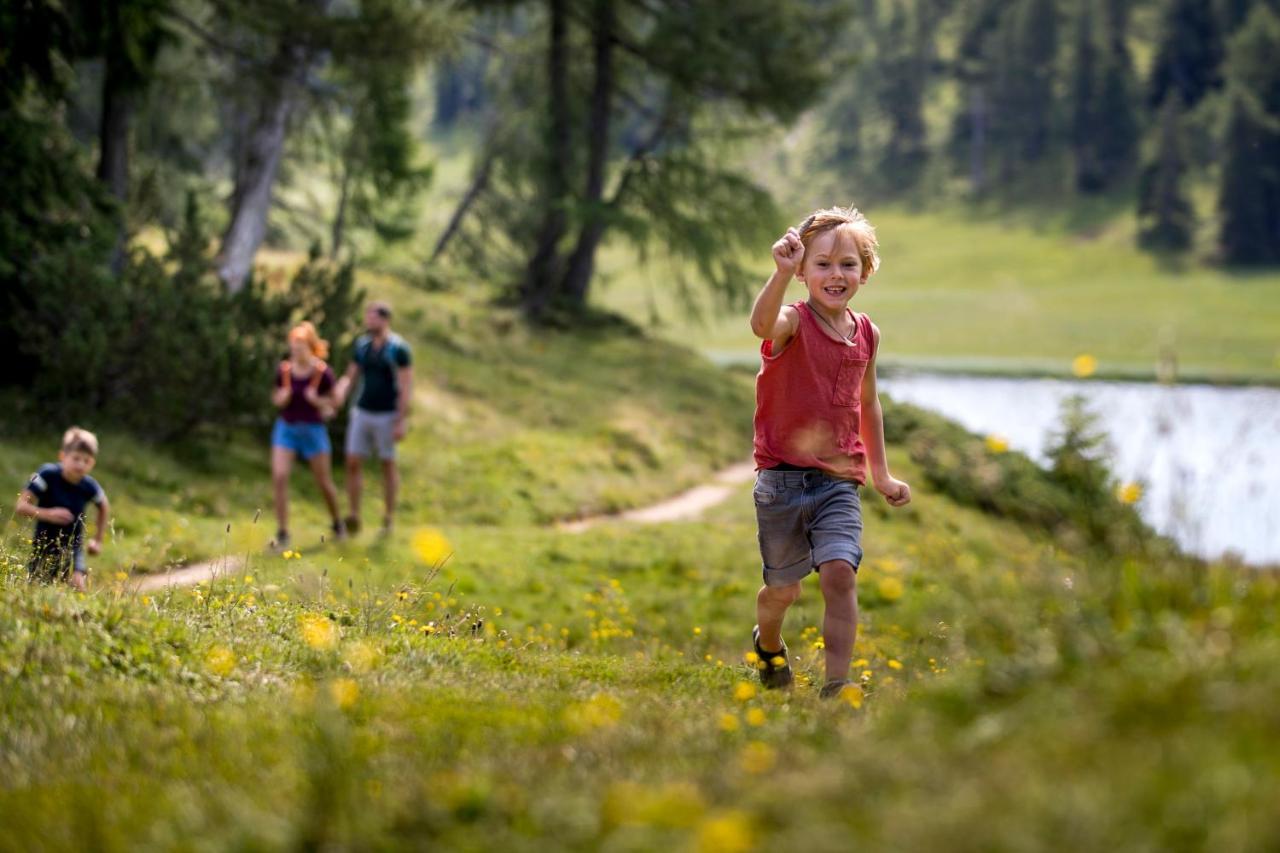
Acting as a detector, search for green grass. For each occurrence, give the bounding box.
[4,270,1280,850]
[594,207,1280,384]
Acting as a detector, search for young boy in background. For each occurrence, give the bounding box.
[15,427,110,591]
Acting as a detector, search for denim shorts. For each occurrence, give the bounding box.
[753,468,863,587]
[271,418,332,460]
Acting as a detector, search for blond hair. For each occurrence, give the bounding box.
[288,321,330,360]
[61,426,99,457]
[797,205,880,278]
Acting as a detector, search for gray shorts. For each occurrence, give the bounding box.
[753,468,863,587]
[346,407,398,460]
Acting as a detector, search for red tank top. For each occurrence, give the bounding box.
[753,302,876,483]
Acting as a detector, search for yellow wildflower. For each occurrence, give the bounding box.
[733,681,757,702]
[410,528,452,565]
[1072,354,1098,378]
[205,645,236,677]
[696,811,755,853]
[878,577,905,601]
[1116,482,1143,505]
[738,742,776,775]
[887,659,904,670]
[114,571,128,582]
[984,434,1010,454]
[299,613,338,651]
[564,693,623,733]
[719,713,740,732]
[745,708,766,727]
[839,684,864,709]
[329,678,359,709]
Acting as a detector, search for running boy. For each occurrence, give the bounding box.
[748,206,911,698]
[15,427,110,591]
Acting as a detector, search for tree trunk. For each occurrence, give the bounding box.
[430,138,496,264]
[216,1,330,292]
[969,82,987,194]
[561,0,615,305]
[330,147,353,260]
[97,50,135,275]
[522,0,572,317]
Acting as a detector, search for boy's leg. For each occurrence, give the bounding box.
[69,550,88,592]
[755,582,801,653]
[271,446,295,536]
[307,452,343,524]
[818,560,858,684]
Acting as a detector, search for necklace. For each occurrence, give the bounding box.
[808,302,857,347]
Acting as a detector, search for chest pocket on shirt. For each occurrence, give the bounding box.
[832,354,869,407]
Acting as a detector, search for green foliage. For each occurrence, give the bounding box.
[1138,94,1196,251]
[1216,4,1280,265]
[1149,0,1224,108]
[8,197,364,442]
[886,396,1153,552]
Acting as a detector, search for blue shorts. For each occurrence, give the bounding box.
[753,468,863,587]
[271,418,332,460]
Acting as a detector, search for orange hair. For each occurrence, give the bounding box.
[287,321,330,360]
[797,205,881,278]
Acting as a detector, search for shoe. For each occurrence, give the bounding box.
[752,625,794,689]
[819,679,855,700]
[378,519,393,538]
[331,519,347,541]
[343,515,361,535]
[273,531,290,550]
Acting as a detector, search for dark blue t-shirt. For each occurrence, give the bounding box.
[25,463,105,553]
[353,333,412,413]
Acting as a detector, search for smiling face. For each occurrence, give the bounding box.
[797,225,868,312]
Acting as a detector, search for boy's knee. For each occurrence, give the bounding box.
[345,455,363,472]
[818,561,856,596]
[760,581,802,606]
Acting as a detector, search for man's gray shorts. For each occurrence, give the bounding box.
[753,468,863,587]
[346,407,398,460]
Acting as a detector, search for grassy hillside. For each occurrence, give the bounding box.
[3,279,1279,850]
[594,207,1280,384]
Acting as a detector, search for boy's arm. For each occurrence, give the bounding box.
[87,494,110,555]
[860,324,911,507]
[749,228,804,345]
[14,489,74,524]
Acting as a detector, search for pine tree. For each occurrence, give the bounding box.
[1070,0,1104,190]
[1149,0,1224,108]
[1137,94,1195,251]
[1217,5,1280,264]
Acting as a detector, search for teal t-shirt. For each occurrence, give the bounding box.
[353,333,412,412]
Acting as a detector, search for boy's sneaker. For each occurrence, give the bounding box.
[273,531,290,550]
[343,516,361,535]
[330,519,347,541]
[819,679,855,700]
[752,625,793,689]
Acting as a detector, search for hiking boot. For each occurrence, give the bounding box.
[752,625,794,689]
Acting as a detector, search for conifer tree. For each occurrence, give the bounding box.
[1137,93,1195,251]
[1217,5,1280,264]
[1149,0,1223,108]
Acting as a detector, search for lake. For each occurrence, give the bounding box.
[879,373,1280,566]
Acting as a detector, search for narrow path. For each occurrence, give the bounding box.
[131,556,245,593]
[558,460,756,533]
[127,460,757,589]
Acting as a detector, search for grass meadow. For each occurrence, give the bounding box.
[4,275,1280,849]
[594,206,1280,384]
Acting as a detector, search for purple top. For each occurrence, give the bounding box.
[276,362,335,424]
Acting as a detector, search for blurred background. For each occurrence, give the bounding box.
[4,0,1276,562]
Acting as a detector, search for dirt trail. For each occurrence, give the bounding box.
[131,556,245,592]
[127,460,757,589]
[557,460,756,533]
